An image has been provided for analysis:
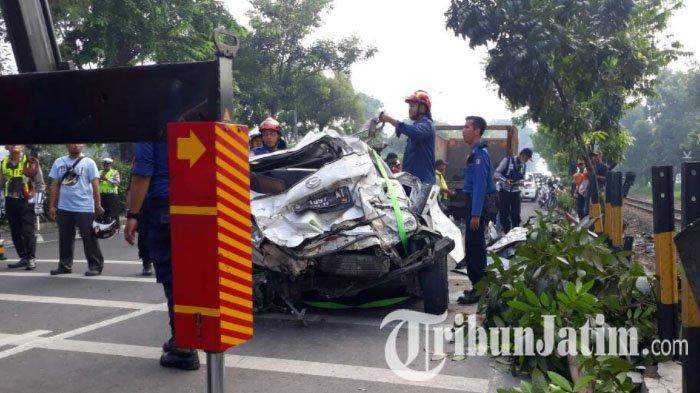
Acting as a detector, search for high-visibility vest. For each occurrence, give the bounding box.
[1,155,29,197]
[99,168,119,194]
[435,170,449,200]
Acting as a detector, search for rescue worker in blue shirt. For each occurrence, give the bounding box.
[378,90,435,184]
[124,142,200,371]
[457,116,497,305]
[494,148,533,233]
[251,117,287,155]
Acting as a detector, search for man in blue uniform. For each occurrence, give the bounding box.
[457,116,497,305]
[378,90,435,184]
[124,142,200,370]
[494,148,533,233]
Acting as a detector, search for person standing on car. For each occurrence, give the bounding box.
[124,142,200,371]
[1,145,44,270]
[48,144,105,276]
[378,90,435,184]
[494,148,532,233]
[99,157,121,222]
[251,117,287,155]
[457,116,497,305]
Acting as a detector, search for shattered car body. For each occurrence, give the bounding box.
[250,130,464,314]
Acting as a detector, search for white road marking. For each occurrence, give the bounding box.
[4,258,141,265]
[0,330,52,347]
[0,306,163,360]
[0,271,155,283]
[22,338,489,392]
[0,293,165,310]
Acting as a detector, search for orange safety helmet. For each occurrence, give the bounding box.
[404,90,432,111]
[259,117,281,133]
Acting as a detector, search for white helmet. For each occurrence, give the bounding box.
[249,128,262,141]
[103,157,114,164]
[93,218,118,239]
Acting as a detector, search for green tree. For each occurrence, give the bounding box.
[446,0,682,176]
[234,0,375,138]
[49,0,243,160]
[619,67,700,181]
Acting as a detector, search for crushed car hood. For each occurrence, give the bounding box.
[250,130,464,263]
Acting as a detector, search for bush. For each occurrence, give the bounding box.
[477,212,657,392]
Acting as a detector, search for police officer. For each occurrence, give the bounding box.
[251,117,287,155]
[378,90,435,184]
[1,145,44,270]
[457,116,497,305]
[435,159,451,201]
[99,157,121,222]
[494,148,533,233]
[124,142,199,370]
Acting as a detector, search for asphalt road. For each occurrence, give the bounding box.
[0,202,538,393]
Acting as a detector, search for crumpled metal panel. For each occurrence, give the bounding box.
[487,227,528,253]
[251,130,418,249]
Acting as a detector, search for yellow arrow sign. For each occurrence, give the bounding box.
[177,130,206,168]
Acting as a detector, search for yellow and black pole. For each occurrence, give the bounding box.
[651,166,678,342]
[676,161,700,393]
[589,173,604,234]
[604,172,613,240]
[608,172,624,248]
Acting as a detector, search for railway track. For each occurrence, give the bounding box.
[624,196,682,224]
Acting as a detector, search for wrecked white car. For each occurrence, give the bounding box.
[250,130,464,315]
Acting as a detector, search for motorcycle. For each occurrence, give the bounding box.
[537,178,560,210]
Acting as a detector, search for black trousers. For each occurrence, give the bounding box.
[576,194,589,219]
[57,210,104,271]
[101,193,120,222]
[147,203,174,336]
[137,201,151,268]
[5,198,37,260]
[498,189,521,233]
[464,194,487,288]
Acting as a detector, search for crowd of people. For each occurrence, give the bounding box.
[1,144,139,275]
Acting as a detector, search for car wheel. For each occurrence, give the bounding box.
[419,255,448,315]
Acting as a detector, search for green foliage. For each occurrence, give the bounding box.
[234,0,376,137]
[478,213,657,392]
[446,0,682,175]
[619,67,700,181]
[53,0,243,67]
[556,191,573,212]
[43,0,379,143]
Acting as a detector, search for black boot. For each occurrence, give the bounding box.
[50,266,72,275]
[160,347,200,371]
[142,263,153,276]
[8,259,28,269]
[457,289,481,305]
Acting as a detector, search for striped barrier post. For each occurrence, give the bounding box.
[677,162,700,393]
[589,173,604,234]
[167,122,252,392]
[651,166,678,342]
[609,172,624,248]
[604,172,613,240]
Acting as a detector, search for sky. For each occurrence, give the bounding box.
[224,0,700,126]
